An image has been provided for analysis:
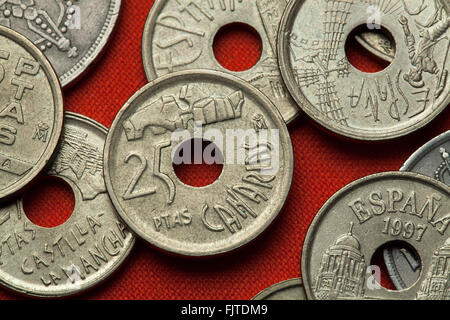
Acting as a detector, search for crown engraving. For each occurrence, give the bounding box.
[434,147,450,185]
[0,0,79,57]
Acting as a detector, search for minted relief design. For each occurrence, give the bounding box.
[123,85,244,141]
[50,127,105,200]
[417,237,450,300]
[32,122,49,143]
[399,0,449,98]
[435,148,450,185]
[153,0,290,103]
[314,222,366,300]
[288,0,449,131]
[0,0,79,57]
[121,85,244,205]
[247,0,289,100]
[289,0,352,126]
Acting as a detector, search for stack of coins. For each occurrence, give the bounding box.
[0,0,448,300]
[0,1,134,297]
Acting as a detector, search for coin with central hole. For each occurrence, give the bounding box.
[0,0,122,87]
[0,112,135,297]
[278,0,450,141]
[0,26,63,201]
[142,0,299,123]
[382,130,450,290]
[302,172,450,300]
[104,70,293,256]
[252,278,307,300]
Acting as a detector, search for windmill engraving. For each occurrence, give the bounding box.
[291,0,353,126]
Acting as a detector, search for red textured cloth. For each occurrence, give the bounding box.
[2,0,449,300]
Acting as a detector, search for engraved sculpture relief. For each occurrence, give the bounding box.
[400,0,450,98]
[123,85,244,141]
[49,127,106,200]
[289,0,352,126]
[434,147,450,185]
[417,237,450,300]
[248,0,289,100]
[121,85,244,205]
[314,222,366,300]
[0,0,79,57]
[154,14,204,72]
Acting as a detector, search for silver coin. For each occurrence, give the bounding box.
[104,69,293,256]
[0,26,63,201]
[302,172,450,300]
[383,244,421,291]
[278,0,450,141]
[0,112,135,297]
[142,0,299,123]
[402,130,450,185]
[0,0,122,87]
[355,31,395,62]
[252,278,306,300]
[383,130,450,290]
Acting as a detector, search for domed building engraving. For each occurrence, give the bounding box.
[314,223,366,299]
[417,238,450,300]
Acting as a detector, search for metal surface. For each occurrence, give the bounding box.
[384,245,421,291]
[104,70,293,256]
[252,278,306,300]
[278,0,450,141]
[401,130,450,185]
[0,0,122,87]
[355,31,395,62]
[302,172,450,300]
[0,26,63,201]
[142,0,299,123]
[383,130,450,290]
[0,112,135,297]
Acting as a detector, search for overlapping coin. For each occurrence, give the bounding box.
[0,0,122,87]
[384,130,450,290]
[0,112,134,297]
[402,130,450,186]
[355,31,395,63]
[142,0,299,123]
[0,26,63,201]
[302,172,450,300]
[278,0,450,140]
[252,278,306,300]
[104,70,293,256]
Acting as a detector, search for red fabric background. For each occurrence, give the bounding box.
[1,0,449,300]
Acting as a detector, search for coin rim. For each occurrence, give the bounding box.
[0,112,135,298]
[59,0,122,87]
[401,130,450,172]
[104,69,294,257]
[301,171,450,300]
[141,0,300,124]
[383,246,410,290]
[383,130,450,290]
[0,26,64,201]
[251,278,305,300]
[277,0,450,141]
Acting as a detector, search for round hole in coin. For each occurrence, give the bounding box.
[23,176,75,228]
[370,240,422,291]
[173,138,224,187]
[213,22,262,72]
[345,25,395,73]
